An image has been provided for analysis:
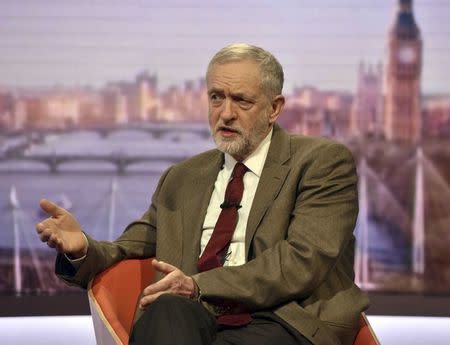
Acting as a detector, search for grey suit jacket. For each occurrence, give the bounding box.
[56,124,369,345]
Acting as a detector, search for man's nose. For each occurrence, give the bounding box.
[220,98,237,122]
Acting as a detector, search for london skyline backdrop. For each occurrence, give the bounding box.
[0,0,448,94]
[1,0,450,299]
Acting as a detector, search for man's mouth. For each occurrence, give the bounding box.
[217,126,240,138]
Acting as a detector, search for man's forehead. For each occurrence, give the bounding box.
[206,83,260,100]
[208,59,261,76]
[206,61,262,92]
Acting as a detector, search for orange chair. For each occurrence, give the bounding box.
[88,258,380,345]
[88,258,155,345]
[353,313,380,345]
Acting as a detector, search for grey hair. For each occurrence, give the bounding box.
[206,43,284,98]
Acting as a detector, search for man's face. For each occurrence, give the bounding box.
[207,60,275,161]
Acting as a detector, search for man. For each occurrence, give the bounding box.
[36,43,369,345]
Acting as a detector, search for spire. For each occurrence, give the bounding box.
[392,0,420,40]
[400,0,412,12]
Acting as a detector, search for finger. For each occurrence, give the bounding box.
[47,240,57,249]
[47,233,60,248]
[143,278,171,296]
[39,228,54,242]
[37,219,56,237]
[36,218,55,233]
[152,260,177,275]
[39,230,51,243]
[139,291,165,309]
[38,225,60,244]
[36,222,45,234]
[39,199,65,218]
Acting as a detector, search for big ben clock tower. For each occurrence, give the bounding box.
[384,0,422,143]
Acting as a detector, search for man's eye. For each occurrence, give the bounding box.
[238,99,252,109]
[210,94,223,103]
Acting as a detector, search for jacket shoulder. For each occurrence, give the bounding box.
[289,134,354,161]
[161,148,221,184]
[172,148,220,171]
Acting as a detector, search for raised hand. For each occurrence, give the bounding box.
[36,198,88,258]
[139,260,198,309]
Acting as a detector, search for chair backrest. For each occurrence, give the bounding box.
[88,258,379,345]
[88,258,155,345]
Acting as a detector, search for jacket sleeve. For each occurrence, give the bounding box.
[192,142,358,313]
[55,167,172,289]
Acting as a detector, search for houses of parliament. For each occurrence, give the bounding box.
[283,0,447,144]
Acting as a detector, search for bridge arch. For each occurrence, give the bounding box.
[0,159,49,172]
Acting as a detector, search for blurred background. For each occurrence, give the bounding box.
[0,0,449,343]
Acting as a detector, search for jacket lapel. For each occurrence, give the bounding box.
[181,151,223,274]
[245,125,291,258]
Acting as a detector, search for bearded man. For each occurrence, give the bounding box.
[37,43,369,345]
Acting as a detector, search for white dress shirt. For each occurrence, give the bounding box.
[200,128,273,267]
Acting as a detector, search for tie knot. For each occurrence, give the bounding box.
[232,162,248,179]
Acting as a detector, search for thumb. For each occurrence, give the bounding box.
[39,198,64,217]
[152,260,176,274]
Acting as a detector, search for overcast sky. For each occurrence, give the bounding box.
[0,0,448,94]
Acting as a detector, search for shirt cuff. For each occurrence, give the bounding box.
[191,274,219,316]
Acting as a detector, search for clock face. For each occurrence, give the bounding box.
[398,46,416,64]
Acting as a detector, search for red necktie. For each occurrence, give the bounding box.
[197,162,252,326]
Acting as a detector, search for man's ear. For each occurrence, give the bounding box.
[268,95,285,125]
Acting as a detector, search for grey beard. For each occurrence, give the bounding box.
[213,133,257,161]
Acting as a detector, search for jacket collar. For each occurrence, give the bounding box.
[245,124,291,258]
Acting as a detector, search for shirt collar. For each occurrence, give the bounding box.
[224,127,273,178]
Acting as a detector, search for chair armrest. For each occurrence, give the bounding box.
[88,258,155,345]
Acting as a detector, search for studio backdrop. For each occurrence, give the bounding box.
[0,0,449,315]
